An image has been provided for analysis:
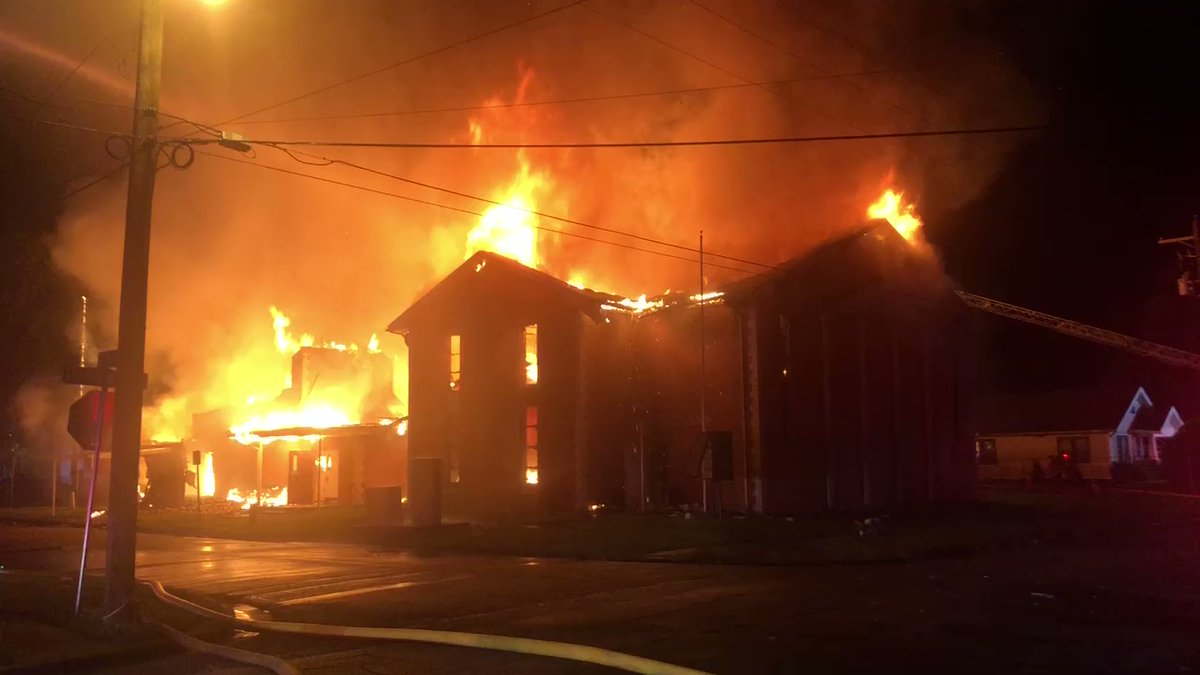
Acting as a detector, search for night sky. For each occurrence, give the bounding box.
[2,1,1200,449]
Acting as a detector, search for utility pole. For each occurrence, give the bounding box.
[1157,215,1200,296]
[105,0,162,623]
[698,230,708,514]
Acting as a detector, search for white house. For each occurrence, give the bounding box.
[976,386,1184,481]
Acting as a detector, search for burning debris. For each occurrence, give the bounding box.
[225,486,288,510]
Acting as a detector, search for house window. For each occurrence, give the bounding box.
[1056,436,1091,463]
[976,438,998,465]
[524,406,539,485]
[524,324,538,385]
[449,334,461,389]
[1116,435,1131,463]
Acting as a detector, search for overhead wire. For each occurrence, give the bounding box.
[0,84,223,137]
[42,34,110,101]
[218,0,590,126]
[195,149,768,277]
[583,4,761,89]
[683,0,933,124]
[224,68,904,126]
[583,3,866,137]
[63,161,128,200]
[186,124,1043,150]
[680,0,992,179]
[596,0,1010,177]
[0,112,127,137]
[256,143,776,270]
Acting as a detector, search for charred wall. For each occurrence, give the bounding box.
[402,272,601,518]
[633,303,746,511]
[740,229,976,513]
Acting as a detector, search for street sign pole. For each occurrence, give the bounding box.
[75,385,108,615]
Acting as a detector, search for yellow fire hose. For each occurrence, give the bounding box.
[153,617,299,675]
[146,580,713,675]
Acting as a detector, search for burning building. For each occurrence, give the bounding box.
[189,342,407,510]
[390,216,975,517]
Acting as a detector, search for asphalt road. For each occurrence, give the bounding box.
[2,523,1199,674]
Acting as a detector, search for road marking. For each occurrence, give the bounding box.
[277,575,469,606]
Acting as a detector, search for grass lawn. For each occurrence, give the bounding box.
[4,482,1179,565]
[0,571,170,672]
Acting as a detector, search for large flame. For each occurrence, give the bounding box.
[201,451,214,496]
[465,157,548,268]
[867,188,922,242]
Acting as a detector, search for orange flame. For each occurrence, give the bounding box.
[867,188,922,242]
[465,157,548,268]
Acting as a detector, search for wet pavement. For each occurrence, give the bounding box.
[2,522,1199,673]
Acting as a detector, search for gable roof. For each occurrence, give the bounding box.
[722,221,956,310]
[387,251,605,334]
[977,387,1147,435]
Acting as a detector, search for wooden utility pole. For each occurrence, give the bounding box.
[699,231,707,514]
[105,0,162,623]
[1157,215,1200,296]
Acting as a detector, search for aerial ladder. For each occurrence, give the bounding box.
[954,290,1200,372]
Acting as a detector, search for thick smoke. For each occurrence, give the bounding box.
[28,0,1040,442]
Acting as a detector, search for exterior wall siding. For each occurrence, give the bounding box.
[978,432,1113,480]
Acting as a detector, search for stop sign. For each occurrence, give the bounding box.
[67,391,115,451]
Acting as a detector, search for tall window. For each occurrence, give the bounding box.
[525,406,539,485]
[1116,435,1131,463]
[524,324,538,385]
[449,334,461,389]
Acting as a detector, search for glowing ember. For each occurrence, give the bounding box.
[226,486,288,510]
[395,419,408,436]
[690,291,725,303]
[90,510,105,519]
[867,188,922,242]
[230,404,354,445]
[604,294,664,313]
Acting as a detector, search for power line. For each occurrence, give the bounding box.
[193,124,1043,150]
[679,0,996,180]
[584,3,864,136]
[195,149,768,277]
[0,112,126,137]
[0,84,220,135]
[219,0,589,126]
[225,68,900,126]
[44,35,110,101]
[259,144,776,269]
[684,0,930,125]
[64,161,128,200]
[584,4,755,88]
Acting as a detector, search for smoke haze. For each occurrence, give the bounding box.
[3,0,1042,445]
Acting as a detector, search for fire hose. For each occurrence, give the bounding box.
[146,580,713,675]
[153,617,298,675]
